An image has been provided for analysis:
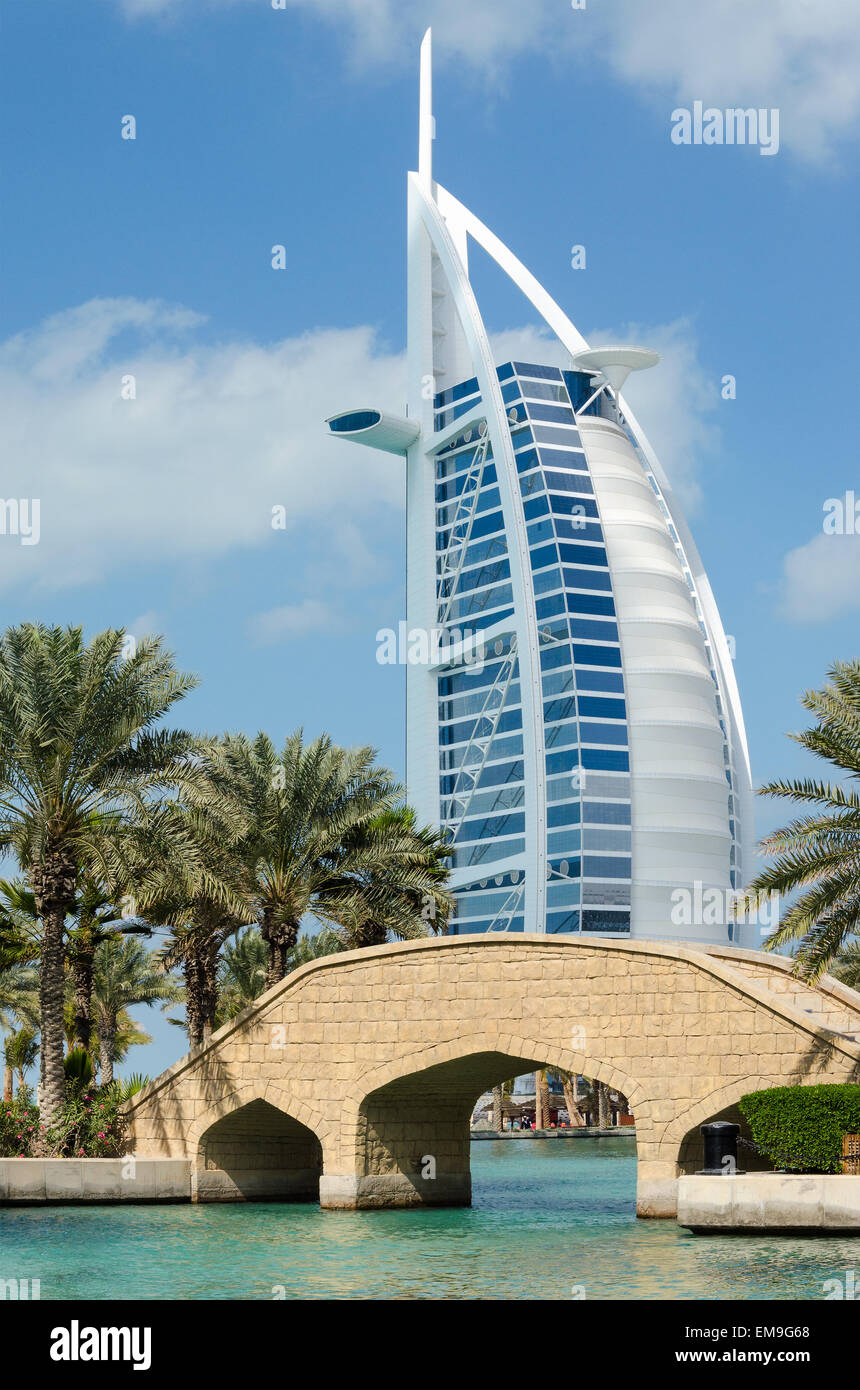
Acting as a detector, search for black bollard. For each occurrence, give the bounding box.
[699,1121,742,1175]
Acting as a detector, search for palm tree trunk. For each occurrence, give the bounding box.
[31,857,77,1137]
[491,1084,503,1132]
[538,1070,551,1129]
[597,1080,609,1129]
[72,950,94,1052]
[99,1016,116,1087]
[561,1074,585,1127]
[261,910,298,989]
[3,1065,12,1103]
[189,904,223,1042]
[201,933,219,1042]
[38,905,67,1130]
[184,951,204,1050]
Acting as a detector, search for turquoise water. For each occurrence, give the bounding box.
[2,1139,858,1300]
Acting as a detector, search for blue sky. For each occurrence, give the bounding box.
[3,1,859,1075]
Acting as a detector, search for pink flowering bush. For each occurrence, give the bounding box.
[0,1086,40,1157]
[0,1082,128,1157]
[52,1084,128,1157]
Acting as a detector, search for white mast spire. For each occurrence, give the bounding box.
[418,28,433,191]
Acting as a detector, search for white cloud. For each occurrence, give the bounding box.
[114,0,860,159]
[606,0,860,163]
[120,0,184,13]
[779,531,860,623]
[0,297,407,594]
[125,609,162,640]
[5,299,203,382]
[607,319,718,516]
[0,298,714,595]
[247,598,338,644]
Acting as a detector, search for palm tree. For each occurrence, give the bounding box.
[159,916,237,1049]
[110,1009,153,1068]
[4,1026,39,1096]
[91,936,181,1085]
[597,1080,611,1129]
[285,927,344,971]
[331,807,453,949]
[0,958,39,1103]
[0,880,41,968]
[555,1069,586,1127]
[67,876,155,1053]
[0,958,39,1026]
[63,1045,93,1092]
[214,927,269,1024]
[110,1073,150,1102]
[212,731,438,988]
[133,754,259,1048]
[0,883,40,1102]
[743,660,860,979]
[215,926,344,1027]
[535,1069,551,1130]
[0,623,202,1129]
[4,874,154,1056]
[491,1084,504,1132]
[1,875,156,1078]
[830,939,860,991]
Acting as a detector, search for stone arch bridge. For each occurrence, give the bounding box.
[124,936,860,1217]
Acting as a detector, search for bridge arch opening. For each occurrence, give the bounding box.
[347,1048,639,1210]
[194,1098,323,1203]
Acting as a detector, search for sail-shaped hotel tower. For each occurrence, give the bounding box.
[328,31,753,947]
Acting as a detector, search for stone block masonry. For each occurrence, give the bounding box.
[118,935,860,1215]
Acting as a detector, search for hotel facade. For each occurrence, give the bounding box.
[329,33,753,947]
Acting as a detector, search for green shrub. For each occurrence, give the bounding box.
[0,1085,41,1156]
[109,1073,150,1103]
[64,1048,94,1090]
[739,1084,860,1173]
[52,1083,128,1157]
[0,1082,128,1158]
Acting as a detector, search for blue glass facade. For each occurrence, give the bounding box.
[434,362,633,936]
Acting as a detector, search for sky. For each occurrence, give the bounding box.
[3,0,860,1076]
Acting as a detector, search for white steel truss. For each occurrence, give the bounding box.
[436,422,490,630]
[487,880,525,932]
[443,636,518,844]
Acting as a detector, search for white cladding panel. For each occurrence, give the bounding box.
[579,416,737,945]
